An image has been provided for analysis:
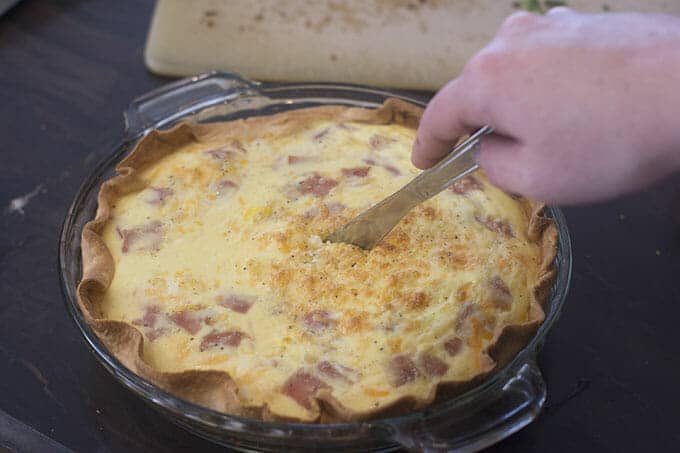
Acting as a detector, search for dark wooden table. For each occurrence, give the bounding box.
[1,1,679,452]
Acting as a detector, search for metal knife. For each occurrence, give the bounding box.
[326,126,493,250]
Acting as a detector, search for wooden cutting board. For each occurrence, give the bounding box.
[145,0,680,90]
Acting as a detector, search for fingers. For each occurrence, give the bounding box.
[412,78,484,169]
[476,134,527,195]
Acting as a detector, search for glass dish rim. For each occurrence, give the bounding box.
[58,74,573,437]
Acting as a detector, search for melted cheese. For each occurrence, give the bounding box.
[100,118,543,421]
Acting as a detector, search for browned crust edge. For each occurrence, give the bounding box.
[76,98,558,423]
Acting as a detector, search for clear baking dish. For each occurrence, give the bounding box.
[58,72,572,452]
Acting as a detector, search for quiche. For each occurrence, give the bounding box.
[77,99,557,422]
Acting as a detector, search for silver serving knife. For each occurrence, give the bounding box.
[326,126,493,250]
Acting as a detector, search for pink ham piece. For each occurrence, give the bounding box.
[287,155,308,165]
[145,328,167,342]
[312,128,330,142]
[298,174,338,197]
[455,303,477,332]
[317,361,354,383]
[326,202,346,215]
[169,310,204,335]
[303,206,320,219]
[227,138,247,153]
[144,186,173,205]
[217,179,238,189]
[444,337,463,357]
[455,302,496,339]
[132,305,167,342]
[388,355,420,387]
[204,148,236,161]
[303,310,334,331]
[475,214,515,238]
[212,179,239,197]
[449,176,483,195]
[382,164,401,176]
[418,353,449,377]
[199,330,247,351]
[341,167,370,178]
[217,294,255,314]
[281,370,330,410]
[362,158,401,176]
[117,220,163,254]
[368,134,396,150]
[336,123,356,131]
[132,305,161,328]
[204,140,246,160]
[488,276,513,311]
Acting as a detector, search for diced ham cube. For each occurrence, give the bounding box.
[117,221,164,254]
[418,353,449,377]
[169,310,204,335]
[317,361,354,383]
[145,328,168,342]
[341,167,370,178]
[388,355,419,387]
[288,155,307,164]
[312,128,330,142]
[382,164,400,176]
[487,276,513,311]
[449,176,483,195]
[218,294,255,314]
[369,134,396,150]
[444,337,463,357]
[281,370,330,409]
[326,202,346,215]
[227,139,247,153]
[132,305,168,342]
[144,186,173,205]
[204,140,246,160]
[475,214,514,238]
[200,330,247,351]
[298,174,338,197]
[204,148,236,161]
[211,179,239,197]
[132,305,162,329]
[303,310,335,331]
[362,158,400,176]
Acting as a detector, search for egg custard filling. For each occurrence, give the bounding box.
[78,99,557,422]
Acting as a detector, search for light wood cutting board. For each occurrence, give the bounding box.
[145,0,680,90]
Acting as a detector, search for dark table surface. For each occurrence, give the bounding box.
[1,1,680,452]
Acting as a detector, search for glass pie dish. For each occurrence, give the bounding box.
[59,72,572,452]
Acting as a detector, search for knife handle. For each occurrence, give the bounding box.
[409,125,493,202]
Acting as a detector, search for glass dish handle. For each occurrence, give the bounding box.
[387,359,546,452]
[123,71,259,137]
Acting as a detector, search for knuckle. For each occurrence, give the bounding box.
[460,50,505,108]
[500,11,541,32]
[545,6,573,16]
[463,49,505,80]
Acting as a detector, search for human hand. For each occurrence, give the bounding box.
[412,8,680,204]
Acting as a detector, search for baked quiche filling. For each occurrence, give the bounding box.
[79,100,556,422]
